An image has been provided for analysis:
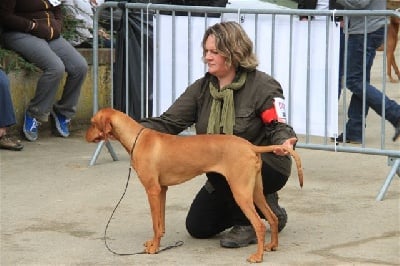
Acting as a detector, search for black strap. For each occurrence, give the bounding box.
[130,127,146,156]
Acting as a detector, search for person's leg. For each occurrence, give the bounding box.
[346,27,400,138]
[363,27,400,127]
[345,94,364,142]
[261,163,289,194]
[185,174,232,238]
[202,172,257,248]
[0,69,16,128]
[205,172,255,226]
[261,163,289,232]
[199,166,289,230]
[345,33,366,141]
[187,166,289,248]
[186,172,259,248]
[2,32,65,122]
[343,34,379,142]
[49,36,88,119]
[0,69,23,150]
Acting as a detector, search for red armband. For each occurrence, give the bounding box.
[261,107,278,124]
[261,98,287,124]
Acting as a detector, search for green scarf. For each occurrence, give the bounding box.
[207,71,247,135]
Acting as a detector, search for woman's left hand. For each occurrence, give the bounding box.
[273,137,297,156]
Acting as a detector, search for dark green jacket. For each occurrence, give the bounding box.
[140,69,297,176]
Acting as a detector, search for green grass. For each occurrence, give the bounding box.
[261,0,298,9]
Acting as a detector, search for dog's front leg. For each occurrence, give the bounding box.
[144,187,164,254]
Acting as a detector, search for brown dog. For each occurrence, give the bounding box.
[86,108,304,263]
[377,15,400,83]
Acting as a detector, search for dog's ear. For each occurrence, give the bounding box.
[103,117,113,135]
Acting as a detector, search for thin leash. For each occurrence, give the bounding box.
[104,127,184,255]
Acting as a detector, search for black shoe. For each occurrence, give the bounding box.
[330,133,361,144]
[266,192,287,232]
[220,225,257,248]
[393,121,400,142]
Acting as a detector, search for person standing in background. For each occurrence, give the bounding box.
[63,0,112,48]
[335,0,400,143]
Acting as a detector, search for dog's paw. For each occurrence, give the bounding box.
[264,242,278,252]
[247,253,263,263]
[143,240,159,254]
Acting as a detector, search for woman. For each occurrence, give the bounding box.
[0,0,88,141]
[140,21,297,248]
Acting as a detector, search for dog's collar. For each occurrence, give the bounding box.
[130,127,146,156]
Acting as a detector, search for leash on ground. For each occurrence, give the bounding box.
[104,166,184,256]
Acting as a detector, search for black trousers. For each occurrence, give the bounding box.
[185,162,289,238]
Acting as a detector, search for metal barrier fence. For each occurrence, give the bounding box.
[89,2,400,201]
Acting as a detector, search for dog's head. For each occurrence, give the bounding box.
[85,108,116,143]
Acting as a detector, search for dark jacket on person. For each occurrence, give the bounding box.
[0,0,62,41]
[140,69,297,176]
[298,0,344,21]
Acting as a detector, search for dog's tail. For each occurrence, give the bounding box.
[252,145,304,188]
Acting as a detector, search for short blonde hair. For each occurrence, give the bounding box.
[202,21,258,70]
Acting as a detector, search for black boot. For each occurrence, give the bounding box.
[266,192,287,232]
[220,225,257,248]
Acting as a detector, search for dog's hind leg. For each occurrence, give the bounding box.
[387,51,400,83]
[233,193,266,262]
[253,170,279,252]
[160,186,168,234]
[386,26,400,83]
[229,169,267,263]
[390,56,400,82]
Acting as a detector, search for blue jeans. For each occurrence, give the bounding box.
[345,26,400,141]
[0,69,17,128]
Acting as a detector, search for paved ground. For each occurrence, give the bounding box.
[1,2,400,264]
[1,133,399,266]
[1,126,399,266]
[1,57,399,266]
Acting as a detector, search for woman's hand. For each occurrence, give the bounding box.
[273,137,297,156]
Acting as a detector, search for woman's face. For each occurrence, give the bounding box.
[204,34,234,79]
